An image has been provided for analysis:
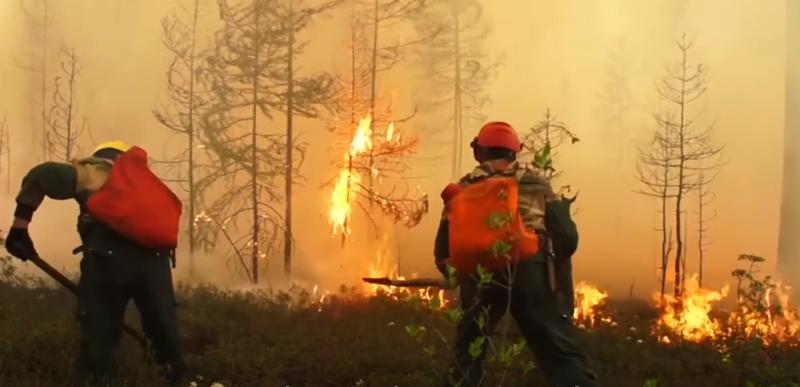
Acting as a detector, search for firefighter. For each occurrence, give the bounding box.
[5,141,185,386]
[435,122,598,387]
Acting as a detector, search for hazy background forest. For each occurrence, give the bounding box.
[0,0,788,300]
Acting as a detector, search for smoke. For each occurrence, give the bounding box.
[0,0,789,299]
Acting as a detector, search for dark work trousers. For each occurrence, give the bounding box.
[72,246,184,386]
[446,258,598,387]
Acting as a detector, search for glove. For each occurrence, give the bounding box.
[5,227,37,261]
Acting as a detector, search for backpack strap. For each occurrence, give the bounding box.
[72,157,113,193]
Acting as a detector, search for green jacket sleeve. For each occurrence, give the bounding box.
[544,198,579,258]
[14,162,77,221]
[433,217,449,276]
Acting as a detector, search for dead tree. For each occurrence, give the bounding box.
[153,0,210,276]
[636,114,677,304]
[695,170,716,287]
[413,0,498,179]
[355,0,426,192]
[46,48,82,161]
[274,0,339,275]
[18,0,52,161]
[651,34,723,299]
[196,0,300,284]
[522,108,579,181]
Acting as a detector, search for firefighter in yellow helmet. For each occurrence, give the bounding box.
[5,140,185,385]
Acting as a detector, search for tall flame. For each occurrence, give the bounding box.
[329,116,374,235]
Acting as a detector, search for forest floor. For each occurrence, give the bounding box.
[0,260,799,387]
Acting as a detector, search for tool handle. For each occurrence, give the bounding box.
[25,252,148,348]
[29,255,79,295]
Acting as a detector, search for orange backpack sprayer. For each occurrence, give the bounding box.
[444,164,540,280]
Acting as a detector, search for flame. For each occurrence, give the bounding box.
[656,274,729,342]
[349,116,373,156]
[386,122,395,141]
[728,282,800,344]
[329,116,373,235]
[573,282,614,328]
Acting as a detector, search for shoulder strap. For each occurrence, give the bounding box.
[72,157,113,193]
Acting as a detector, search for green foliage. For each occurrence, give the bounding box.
[532,142,553,173]
[486,211,513,230]
[490,240,513,258]
[405,324,428,339]
[731,254,780,318]
[643,379,659,387]
[476,265,493,286]
[468,336,485,360]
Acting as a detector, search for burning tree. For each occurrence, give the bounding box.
[412,0,499,179]
[327,5,428,246]
[358,0,426,192]
[273,0,339,275]
[195,0,304,284]
[153,0,212,275]
[18,0,53,161]
[638,34,724,301]
[45,47,82,161]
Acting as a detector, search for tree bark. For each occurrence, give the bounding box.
[452,5,462,180]
[284,0,295,275]
[250,6,262,284]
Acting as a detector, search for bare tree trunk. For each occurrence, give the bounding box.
[452,6,462,180]
[660,180,669,303]
[284,0,295,275]
[64,49,77,161]
[187,0,200,276]
[250,10,262,285]
[367,0,380,196]
[674,39,688,300]
[698,182,704,287]
[40,1,49,161]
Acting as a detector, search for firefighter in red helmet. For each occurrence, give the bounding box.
[435,121,599,386]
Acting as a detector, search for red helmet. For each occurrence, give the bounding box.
[472,121,522,153]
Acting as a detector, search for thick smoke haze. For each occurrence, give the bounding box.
[0,0,789,298]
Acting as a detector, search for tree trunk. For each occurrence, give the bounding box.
[698,183,704,288]
[779,0,800,294]
[674,39,688,300]
[284,1,295,275]
[368,0,379,194]
[187,0,200,276]
[452,6,462,180]
[65,50,76,161]
[660,184,669,304]
[40,1,49,161]
[250,9,262,285]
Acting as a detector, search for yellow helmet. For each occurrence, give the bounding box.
[92,140,130,154]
